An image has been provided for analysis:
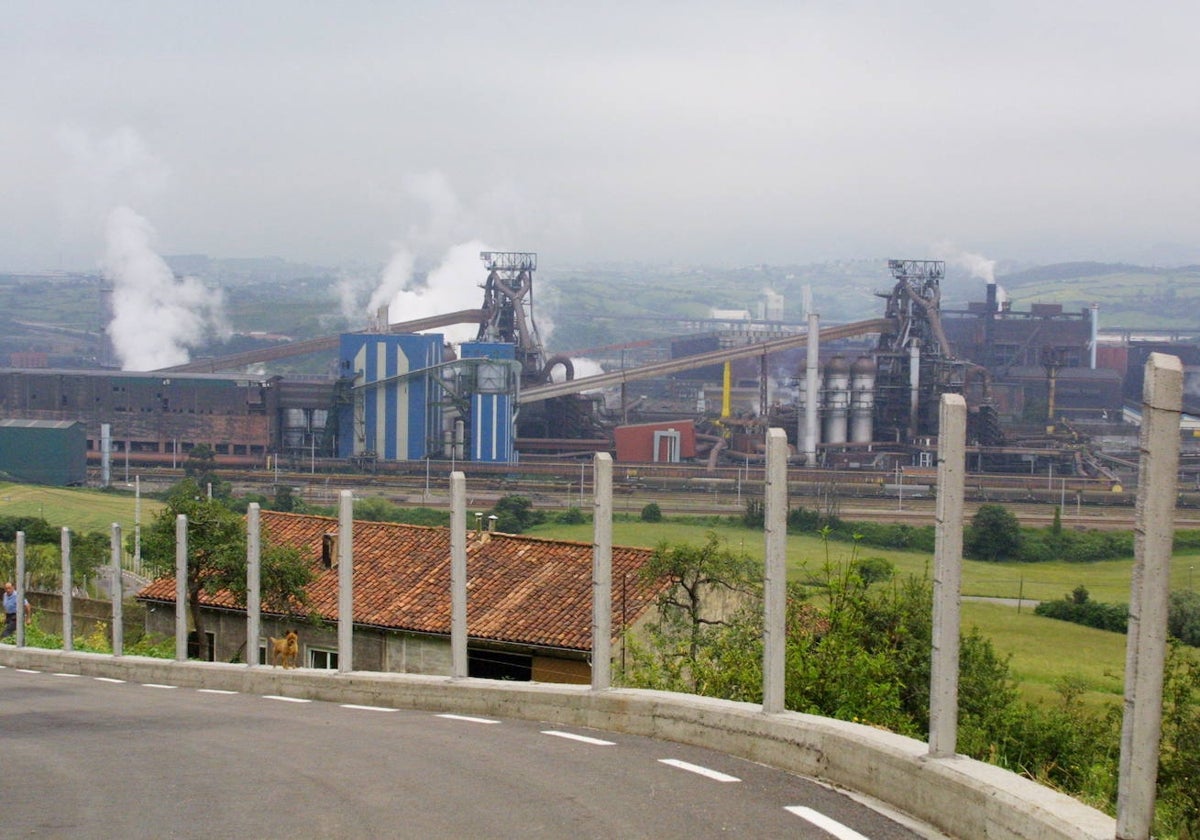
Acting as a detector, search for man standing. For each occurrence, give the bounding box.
[2,581,31,639]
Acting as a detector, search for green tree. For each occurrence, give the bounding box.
[182,444,231,500]
[489,495,544,533]
[633,532,759,690]
[640,502,663,522]
[965,504,1023,561]
[141,479,314,661]
[1168,590,1200,647]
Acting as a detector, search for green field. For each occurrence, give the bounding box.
[4,486,1192,705]
[0,482,162,535]
[527,516,1200,703]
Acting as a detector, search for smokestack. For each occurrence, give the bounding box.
[909,340,921,441]
[100,423,112,488]
[1090,302,1099,370]
[803,311,819,465]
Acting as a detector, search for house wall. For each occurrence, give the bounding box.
[143,604,575,681]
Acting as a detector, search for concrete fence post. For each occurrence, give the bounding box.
[175,515,187,661]
[929,393,966,758]
[450,472,468,679]
[111,523,123,656]
[763,428,788,714]
[1117,352,1182,840]
[246,503,261,667]
[15,531,26,647]
[592,452,613,690]
[337,490,353,673]
[61,527,72,652]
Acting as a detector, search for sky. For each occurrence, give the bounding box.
[4,1,1200,277]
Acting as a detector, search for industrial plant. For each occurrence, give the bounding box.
[1,253,1197,487]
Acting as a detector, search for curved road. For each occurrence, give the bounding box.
[2,665,937,839]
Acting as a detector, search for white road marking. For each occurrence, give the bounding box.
[197,688,238,695]
[142,683,177,689]
[95,677,125,683]
[436,713,500,724]
[265,695,311,703]
[542,730,615,746]
[341,704,397,712]
[17,668,40,674]
[658,758,741,782]
[53,672,83,677]
[786,806,871,840]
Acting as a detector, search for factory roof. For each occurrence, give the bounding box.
[137,511,668,652]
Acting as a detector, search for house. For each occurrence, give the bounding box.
[136,511,668,683]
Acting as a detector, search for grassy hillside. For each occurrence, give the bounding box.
[996,263,1200,331]
[0,482,162,535]
[527,516,1200,704]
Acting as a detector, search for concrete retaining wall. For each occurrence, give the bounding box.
[1,646,1115,840]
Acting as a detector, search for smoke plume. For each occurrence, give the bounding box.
[103,206,230,370]
[932,241,996,284]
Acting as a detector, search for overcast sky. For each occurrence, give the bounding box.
[4,1,1199,274]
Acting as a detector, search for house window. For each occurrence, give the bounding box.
[469,648,532,681]
[309,648,338,670]
[187,631,216,662]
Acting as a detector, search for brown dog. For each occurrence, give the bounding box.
[269,630,299,669]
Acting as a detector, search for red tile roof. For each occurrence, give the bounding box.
[137,511,667,652]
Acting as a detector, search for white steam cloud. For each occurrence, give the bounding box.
[378,241,491,344]
[932,241,996,284]
[103,206,230,370]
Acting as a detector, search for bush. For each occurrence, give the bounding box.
[490,495,545,533]
[640,502,663,523]
[965,504,1023,561]
[557,507,587,525]
[1034,587,1129,633]
[1168,590,1200,647]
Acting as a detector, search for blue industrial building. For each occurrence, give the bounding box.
[460,342,519,463]
[337,333,444,461]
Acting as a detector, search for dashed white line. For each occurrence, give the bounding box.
[142,683,177,689]
[17,668,40,674]
[265,695,311,703]
[94,677,126,683]
[341,704,397,712]
[197,688,238,695]
[786,806,870,840]
[53,672,83,678]
[436,713,500,724]
[658,758,740,783]
[542,730,615,746]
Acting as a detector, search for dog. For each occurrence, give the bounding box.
[269,630,299,669]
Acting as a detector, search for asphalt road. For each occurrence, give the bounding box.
[1,665,937,840]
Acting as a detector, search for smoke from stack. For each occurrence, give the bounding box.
[102,205,230,370]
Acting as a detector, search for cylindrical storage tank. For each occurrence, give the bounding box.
[849,355,876,443]
[822,355,850,445]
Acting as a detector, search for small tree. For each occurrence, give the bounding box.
[965,503,1022,561]
[640,502,663,523]
[636,532,759,687]
[141,479,314,661]
[489,495,544,533]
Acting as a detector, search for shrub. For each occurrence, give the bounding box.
[640,502,663,523]
[1168,590,1200,647]
[965,504,1022,561]
[490,495,545,533]
[557,506,586,525]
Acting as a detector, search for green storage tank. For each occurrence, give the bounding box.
[0,420,87,485]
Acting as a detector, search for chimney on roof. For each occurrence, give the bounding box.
[322,533,336,569]
[488,514,498,533]
[474,512,483,535]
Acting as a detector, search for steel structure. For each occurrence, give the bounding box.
[873,260,970,442]
[477,251,546,384]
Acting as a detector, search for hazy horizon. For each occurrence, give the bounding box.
[4,2,1200,279]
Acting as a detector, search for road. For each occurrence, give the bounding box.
[2,665,936,840]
